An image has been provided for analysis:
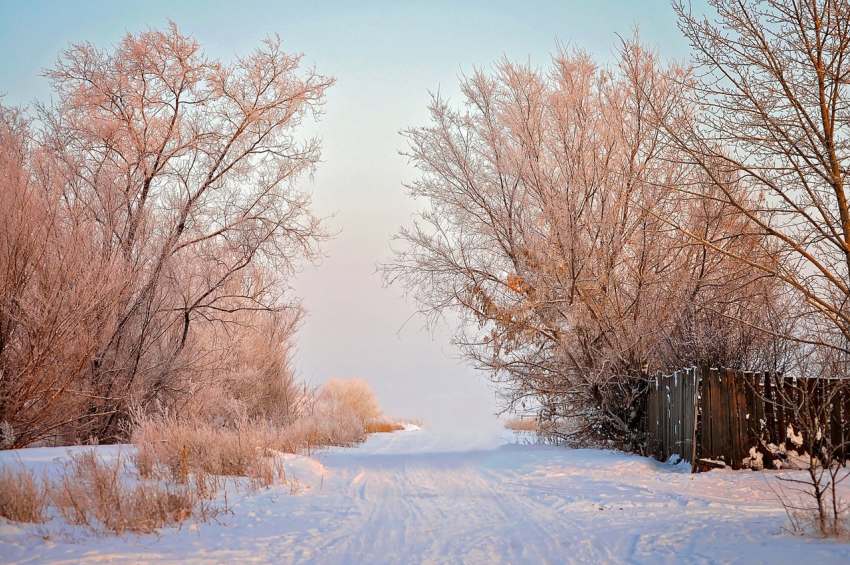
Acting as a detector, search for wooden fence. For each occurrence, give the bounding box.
[647,367,850,471]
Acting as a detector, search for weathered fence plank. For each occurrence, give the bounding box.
[763,374,777,447]
[646,368,698,464]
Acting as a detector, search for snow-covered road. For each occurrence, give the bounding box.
[2,428,849,564]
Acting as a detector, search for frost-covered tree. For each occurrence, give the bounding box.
[386,42,783,448]
[0,24,333,445]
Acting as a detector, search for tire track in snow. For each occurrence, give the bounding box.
[295,446,571,565]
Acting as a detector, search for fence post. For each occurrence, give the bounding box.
[690,367,698,471]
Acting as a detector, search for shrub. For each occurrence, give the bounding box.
[318,378,381,425]
[175,310,305,430]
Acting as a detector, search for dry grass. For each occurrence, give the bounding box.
[52,449,205,534]
[132,417,287,487]
[132,377,388,483]
[504,417,538,432]
[365,420,406,434]
[132,411,366,487]
[289,396,370,449]
[0,448,214,534]
[0,465,49,523]
[130,378,395,493]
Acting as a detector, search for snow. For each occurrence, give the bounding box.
[787,424,804,448]
[2,428,849,564]
[743,445,765,471]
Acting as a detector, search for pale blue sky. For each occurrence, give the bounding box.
[0,0,696,430]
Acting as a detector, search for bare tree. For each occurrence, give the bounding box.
[0,23,333,445]
[385,43,782,448]
[661,0,850,353]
